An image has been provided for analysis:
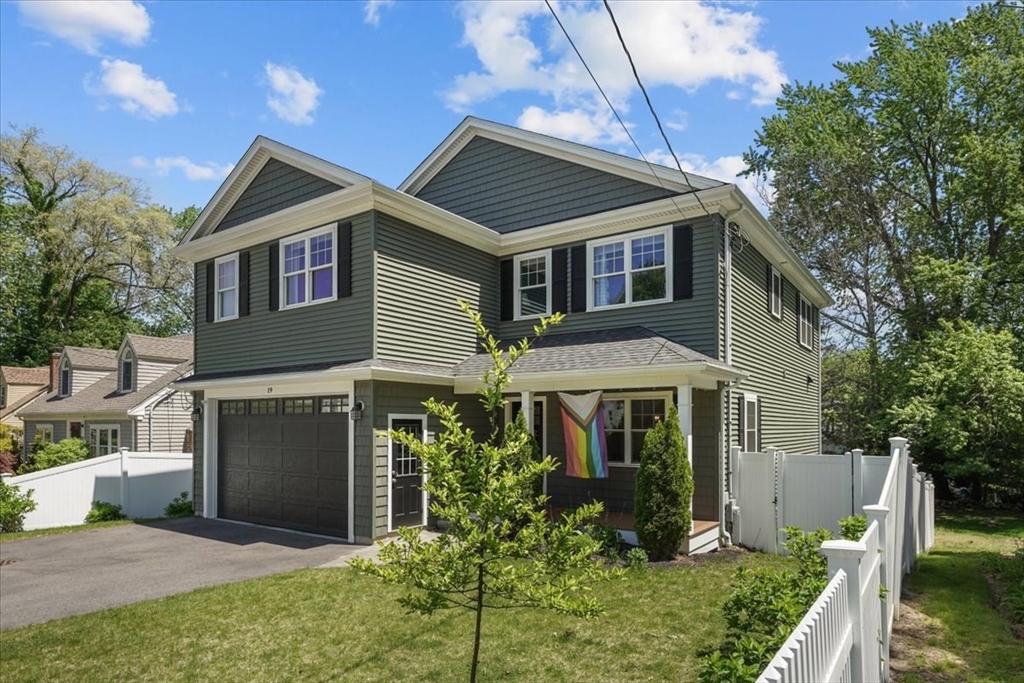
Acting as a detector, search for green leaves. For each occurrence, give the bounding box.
[634,405,693,561]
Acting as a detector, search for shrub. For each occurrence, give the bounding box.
[19,437,89,474]
[0,451,18,475]
[0,423,22,454]
[634,405,693,560]
[984,539,1024,625]
[0,481,37,533]
[164,491,193,518]
[85,500,126,523]
[625,547,648,569]
[839,514,868,541]
[582,522,622,559]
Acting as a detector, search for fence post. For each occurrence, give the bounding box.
[729,445,741,544]
[822,539,874,683]
[852,448,864,515]
[119,447,129,516]
[766,447,779,553]
[889,437,907,620]
[864,504,890,682]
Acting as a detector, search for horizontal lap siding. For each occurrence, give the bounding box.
[22,420,68,457]
[729,240,820,454]
[214,159,343,233]
[136,361,176,389]
[72,369,109,395]
[498,216,720,359]
[375,212,498,365]
[415,137,676,233]
[692,389,720,521]
[195,211,374,374]
[144,392,194,452]
[193,391,204,516]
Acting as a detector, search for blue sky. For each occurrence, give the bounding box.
[0,1,968,213]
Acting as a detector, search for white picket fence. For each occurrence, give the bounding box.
[3,449,192,530]
[748,438,935,683]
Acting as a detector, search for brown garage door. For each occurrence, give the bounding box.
[217,396,348,538]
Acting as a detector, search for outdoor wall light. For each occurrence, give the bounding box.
[350,400,365,421]
[190,405,203,422]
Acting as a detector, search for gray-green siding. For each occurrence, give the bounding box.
[374,212,498,365]
[498,216,721,359]
[214,159,343,233]
[726,239,821,454]
[415,137,677,233]
[195,211,374,374]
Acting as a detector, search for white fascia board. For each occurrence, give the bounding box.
[173,365,454,393]
[127,372,194,417]
[19,411,129,421]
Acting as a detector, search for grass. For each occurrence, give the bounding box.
[0,549,791,683]
[893,508,1024,683]
[0,519,146,542]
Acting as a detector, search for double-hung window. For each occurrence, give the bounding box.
[742,394,759,452]
[59,359,70,397]
[36,424,54,444]
[769,267,783,319]
[89,425,119,457]
[514,250,550,319]
[281,225,336,309]
[214,253,239,322]
[588,227,671,310]
[798,294,814,349]
[121,350,134,392]
[602,393,669,465]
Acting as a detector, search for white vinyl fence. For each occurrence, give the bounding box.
[3,449,192,530]
[747,438,935,683]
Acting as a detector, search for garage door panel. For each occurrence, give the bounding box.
[218,400,348,538]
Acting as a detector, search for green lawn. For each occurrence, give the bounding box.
[0,519,146,542]
[0,548,790,682]
[893,508,1024,683]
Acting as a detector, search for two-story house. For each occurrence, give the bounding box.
[19,335,195,457]
[173,118,831,551]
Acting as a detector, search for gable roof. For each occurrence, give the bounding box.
[179,136,371,244]
[64,347,117,370]
[400,116,724,197]
[1,366,49,386]
[125,334,193,362]
[19,361,193,417]
[0,385,47,419]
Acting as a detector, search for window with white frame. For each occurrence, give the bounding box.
[514,250,550,319]
[589,227,671,310]
[0,382,6,409]
[281,225,336,309]
[601,394,668,465]
[59,358,70,397]
[215,253,239,322]
[121,349,134,392]
[742,394,759,452]
[798,294,814,349]
[89,425,119,457]
[770,267,783,319]
[36,424,54,444]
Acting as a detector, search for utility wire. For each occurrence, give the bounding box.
[601,0,714,221]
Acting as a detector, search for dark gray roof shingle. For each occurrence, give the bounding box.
[126,334,193,361]
[19,361,193,416]
[64,347,118,370]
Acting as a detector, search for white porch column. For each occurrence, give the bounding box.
[676,385,693,530]
[518,391,532,420]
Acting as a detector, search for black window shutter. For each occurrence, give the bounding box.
[499,259,514,321]
[570,244,587,312]
[238,251,250,317]
[205,262,215,323]
[673,224,693,300]
[757,400,763,452]
[766,264,773,314]
[337,222,352,298]
[269,243,280,311]
[551,248,568,314]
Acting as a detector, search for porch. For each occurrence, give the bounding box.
[549,506,721,555]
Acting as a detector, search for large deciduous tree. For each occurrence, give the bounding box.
[0,128,195,364]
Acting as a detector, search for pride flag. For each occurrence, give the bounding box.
[558,391,608,479]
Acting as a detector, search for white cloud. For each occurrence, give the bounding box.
[446,0,787,114]
[647,148,774,213]
[132,156,234,181]
[516,105,630,145]
[88,59,179,119]
[263,62,323,125]
[363,0,395,27]
[18,0,151,55]
[665,109,688,132]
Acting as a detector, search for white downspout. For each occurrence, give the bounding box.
[721,209,741,547]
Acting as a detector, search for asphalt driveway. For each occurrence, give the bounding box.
[0,518,369,630]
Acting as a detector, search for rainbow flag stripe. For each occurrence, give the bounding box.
[558,392,608,479]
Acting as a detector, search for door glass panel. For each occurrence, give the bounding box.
[392,421,422,477]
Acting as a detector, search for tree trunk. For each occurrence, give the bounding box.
[469,561,485,683]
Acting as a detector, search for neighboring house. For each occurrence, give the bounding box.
[19,335,195,457]
[1,365,50,430]
[173,118,832,551]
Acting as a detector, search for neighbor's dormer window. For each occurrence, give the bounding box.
[514,250,551,320]
[215,253,239,322]
[121,349,134,392]
[280,224,336,310]
[588,226,671,310]
[59,358,70,397]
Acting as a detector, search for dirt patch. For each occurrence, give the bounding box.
[890,601,967,682]
[647,544,750,570]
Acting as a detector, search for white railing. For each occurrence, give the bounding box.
[749,437,935,683]
[2,449,192,530]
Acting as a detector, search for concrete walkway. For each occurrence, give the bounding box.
[0,518,370,630]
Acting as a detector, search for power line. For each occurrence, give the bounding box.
[601,0,714,221]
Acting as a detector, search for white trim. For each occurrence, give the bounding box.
[120,348,135,393]
[173,365,451,392]
[770,266,783,320]
[742,393,759,453]
[347,398,355,543]
[399,117,720,196]
[455,362,746,395]
[504,395,548,495]
[213,252,240,322]
[279,223,338,311]
[203,397,218,519]
[600,391,673,467]
[58,357,71,397]
[512,249,552,320]
[386,413,429,533]
[88,423,121,457]
[798,293,814,350]
[126,373,195,417]
[586,225,672,312]
[35,423,54,444]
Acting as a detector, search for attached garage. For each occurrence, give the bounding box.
[217,396,349,538]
